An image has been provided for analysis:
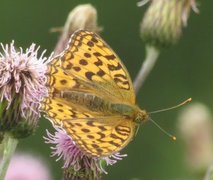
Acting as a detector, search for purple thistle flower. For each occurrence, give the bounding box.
[0,41,50,138]
[45,125,127,179]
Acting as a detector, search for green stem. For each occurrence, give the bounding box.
[133,45,160,94]
[0,134,18,180]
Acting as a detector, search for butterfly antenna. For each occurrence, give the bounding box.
[148,98,192,114]
[149,117,176,141]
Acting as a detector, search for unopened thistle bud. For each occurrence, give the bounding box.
[54,4,101,55]
[65,4,100,34]
[140,0,198,47]
[0,42,49,138]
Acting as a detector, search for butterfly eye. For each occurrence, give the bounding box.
[135,116,142,124]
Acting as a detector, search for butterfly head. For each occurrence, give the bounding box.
[134,109,149,125]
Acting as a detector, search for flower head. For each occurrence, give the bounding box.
[45,125,126,179]
[0,41,50,138]
[139,0,199,47]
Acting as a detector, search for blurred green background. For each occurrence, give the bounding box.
[0,0,212,180]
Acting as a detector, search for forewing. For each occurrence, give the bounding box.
[60,30,135,104]
[45,56,93,97]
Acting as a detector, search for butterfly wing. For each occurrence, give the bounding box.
[60,30,135,104]
[42,96,136,157]
[45,55,94,97]
[65,117,136,157]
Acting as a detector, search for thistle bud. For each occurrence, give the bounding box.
[0,42,49,138]
[54,4,101,55]
[140,0,198,47]
[65,4,100,34]
[178,103,213,173]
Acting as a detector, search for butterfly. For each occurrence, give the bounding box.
[41,30,149,157]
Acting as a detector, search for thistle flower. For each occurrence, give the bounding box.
[45,125,126,180]
[0,41,49,138]
[139,0,199,47]
[0,41,50,180]
[178,103,213,174]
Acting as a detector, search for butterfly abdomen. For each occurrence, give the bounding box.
[61,90,111,113]
[60,90,137,118]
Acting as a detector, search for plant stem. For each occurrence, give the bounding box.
[0,134,18,180]
[204,163,213,180]
[134,45,160,94]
